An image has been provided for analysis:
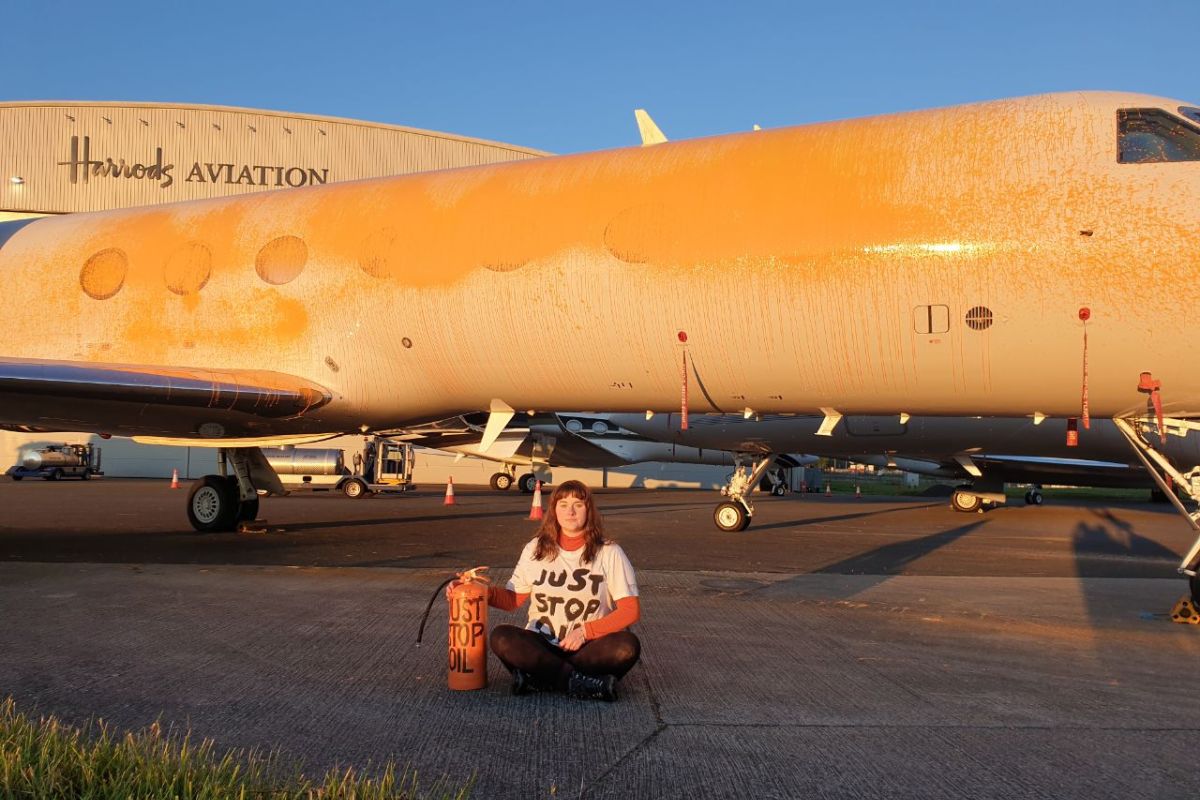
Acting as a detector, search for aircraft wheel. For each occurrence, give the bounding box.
[187,475,239,532]
[518,473,537,493]
[342,478,369,499]
[714,501,750,532]
[771,484,786,497]
[1024,490,1043,506]
[951,490,982,513]
[490,472,514,491]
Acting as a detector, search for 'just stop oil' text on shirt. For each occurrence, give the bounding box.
[507,538,638,642]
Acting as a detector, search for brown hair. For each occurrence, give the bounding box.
[532,480,607,564]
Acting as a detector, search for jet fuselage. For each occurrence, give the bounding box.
[1,91,1197,439]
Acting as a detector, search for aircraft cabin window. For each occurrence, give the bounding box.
[1117,108,1200,163]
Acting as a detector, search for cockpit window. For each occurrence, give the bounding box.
[1180,106,1200,125]
[1118,108,1200,163]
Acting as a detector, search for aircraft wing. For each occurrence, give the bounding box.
[0,356,335,440]
[961,454,1147,489]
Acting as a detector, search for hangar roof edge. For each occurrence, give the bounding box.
[0,99,551,157]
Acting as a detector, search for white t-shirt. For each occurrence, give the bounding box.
[507,538,638,642]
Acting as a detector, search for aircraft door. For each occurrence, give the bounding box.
[911,304,957,395]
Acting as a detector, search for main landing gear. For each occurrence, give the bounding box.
[713,456,776,532]
[950,484,1006,513]
[950,488,984,513]
[950,484,1039,512]
[489,469,515,491]
[186,447,284,533]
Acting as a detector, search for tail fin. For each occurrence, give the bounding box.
[634,109,668,146]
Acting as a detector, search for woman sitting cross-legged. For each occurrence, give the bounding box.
[486,479,640,701]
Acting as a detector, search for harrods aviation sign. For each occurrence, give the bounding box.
[56,136,330,190]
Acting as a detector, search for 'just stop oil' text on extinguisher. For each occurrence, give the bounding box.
[417,566,490,690]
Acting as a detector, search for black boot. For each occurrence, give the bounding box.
[511,668,533,696]
[567,671,617,701]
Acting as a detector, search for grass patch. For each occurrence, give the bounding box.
[0,696,470,799]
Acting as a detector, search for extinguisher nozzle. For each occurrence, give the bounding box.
[416,576,457,646]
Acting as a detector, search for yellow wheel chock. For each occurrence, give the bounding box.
[1171,595,1200,625]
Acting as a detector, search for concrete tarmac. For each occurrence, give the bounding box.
[2,480,1199,798]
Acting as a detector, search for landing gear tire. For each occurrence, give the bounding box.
[187,475,239,532]
[951,490,983,513]
[342,478,369,499]
[1024,490,1043,506]
[518,473,538,493]
[714,501,751,532]
[490,472,514,491]
[771,484,786,497]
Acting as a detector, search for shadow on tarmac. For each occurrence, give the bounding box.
[813,519,990,575]
[1071,506,1186,630]
[748,500,944,531]
[1071,507,1182,573]
[279,509,518,532]
[754,519,989,601]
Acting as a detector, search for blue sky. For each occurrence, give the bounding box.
[5,0,1197,153]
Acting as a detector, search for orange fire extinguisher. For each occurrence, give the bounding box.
[417,566,490,690]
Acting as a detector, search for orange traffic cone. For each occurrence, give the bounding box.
[170,468,180,489]
[825,483,832,497]
[855,484,862,499]
[444,476,456,506]
[528,480,544,521]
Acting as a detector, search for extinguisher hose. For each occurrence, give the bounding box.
[415,576,457,646]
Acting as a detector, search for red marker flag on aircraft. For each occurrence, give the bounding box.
[680,351,689,431]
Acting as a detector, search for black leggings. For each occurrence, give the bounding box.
[490,624,641,690]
